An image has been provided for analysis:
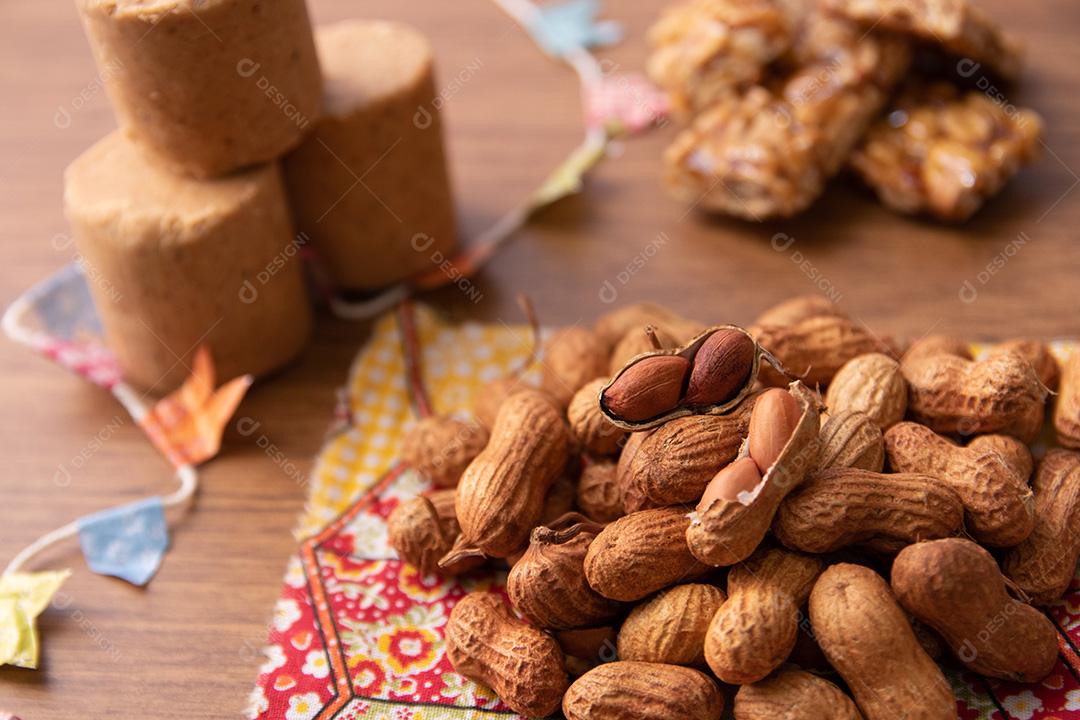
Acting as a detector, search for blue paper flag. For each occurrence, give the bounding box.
[529,0,622,57]
[77,497,169,586]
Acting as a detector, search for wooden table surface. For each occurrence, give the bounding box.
[1,0,1078,716]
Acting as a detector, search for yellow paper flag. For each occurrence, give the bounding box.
[0,569,70,669]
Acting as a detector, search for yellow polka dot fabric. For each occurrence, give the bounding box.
[296,305,539,539]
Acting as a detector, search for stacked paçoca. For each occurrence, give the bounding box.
[651,0,1043,223]
[390,295,1080,719]
[66,2,455,392]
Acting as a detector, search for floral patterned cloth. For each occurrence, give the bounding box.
[248,303,1080,720]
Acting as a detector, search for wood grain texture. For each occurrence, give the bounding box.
[0,0,1078,716]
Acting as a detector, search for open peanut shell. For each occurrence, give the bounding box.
[599,324,787,431]
[686,381,821,566]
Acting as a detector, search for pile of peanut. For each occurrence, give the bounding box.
[651,0,1043,222]
[390,296,1080,719]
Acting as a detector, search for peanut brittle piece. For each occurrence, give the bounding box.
[663,12,911,220]
[646,0,799,114]
[822,0,1023,80]
[850,83,1042,221]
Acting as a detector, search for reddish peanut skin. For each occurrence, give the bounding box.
[563,661,724,720]
[735,669,864,720]
[568,378,626,456]
[444,593,568,717]
[603,354,690,422]
[747,387,801,472]
[698,457,762,509]
[683,328,756,406]
[1004,448,1080,604]
[810,564,956,720]
[892,539,1059,683]
[594,302,704,355]
[687,383,820,567]
[620,398,755,510]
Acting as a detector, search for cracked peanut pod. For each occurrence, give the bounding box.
[608,325,680,376]
[704,547,823,683]
[774,468,964,554]
[541,326,608,409]
[64,132,311,392]
[1004,449,1080,605]
[687,382,821,566]
[892,538,1058,682]
[386,490,482,576]
[815,411,884,473]
[443,390,570,564]
[619,396,756,509]
[593,303,705,357]
[735,668,864,720]
[507,515,623,630]
[752,316,895,388]
[601,325,779,430]
[1054,351,1080,449]
[444,592,568,717]
[810,564,956,720]
[284,20,457,290]
[584,507,711,601]
[884,422,1034,546]
[568,379,627,456]
[617,583,726,666]
[901,350,1047,442]
[990,339,1060,392]
[401,416,488,488]
[563,661,724,720]
[576,458,624,523]
[75,0,320,178]
[825,353,907,428]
